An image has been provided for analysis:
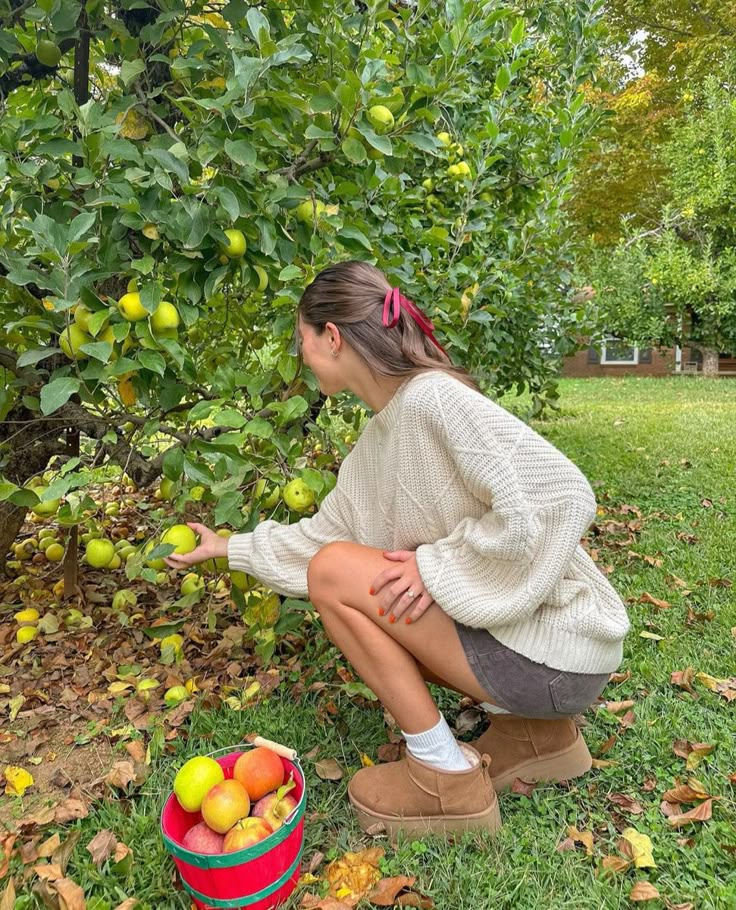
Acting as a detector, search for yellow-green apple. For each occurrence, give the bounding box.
[174,756,225,812]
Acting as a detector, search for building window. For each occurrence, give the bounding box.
[601,337,638,365]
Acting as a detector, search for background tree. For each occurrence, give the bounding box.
[583,75,736,374]
[0,0,605,572]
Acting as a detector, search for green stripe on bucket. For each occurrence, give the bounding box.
[163,795,305,869]
[180,849,302,908]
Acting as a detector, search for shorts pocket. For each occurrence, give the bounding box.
[548,671,590,716]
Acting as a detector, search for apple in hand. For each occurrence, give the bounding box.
[182,821,225,855]
[251,775,298,831]
[223,816,273,852]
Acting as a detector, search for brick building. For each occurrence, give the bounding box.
[562,337,736,378]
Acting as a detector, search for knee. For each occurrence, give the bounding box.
[307,541,349,608]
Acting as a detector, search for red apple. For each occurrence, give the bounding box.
[182,821,225,854]
[233,747,284,801]
[223,816,273,852]
[251,774,298,831]
[201,779,250,833]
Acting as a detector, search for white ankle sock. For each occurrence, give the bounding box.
[401,714,471,771]
[480,701,511,715]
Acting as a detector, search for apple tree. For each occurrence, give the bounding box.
[0,0,605,572]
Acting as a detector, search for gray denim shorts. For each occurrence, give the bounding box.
[456,623,609,719]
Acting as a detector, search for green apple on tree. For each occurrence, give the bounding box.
[220,229,246,258]
[60,324,92,360]
[282,478,315,512]
[35,39,61,67]
[367,104,394,133]
[118,292,148,321]
[150,301,180,338]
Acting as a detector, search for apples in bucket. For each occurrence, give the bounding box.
[173,747,298,853]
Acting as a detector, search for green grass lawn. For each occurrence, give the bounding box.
[7,377,736,910]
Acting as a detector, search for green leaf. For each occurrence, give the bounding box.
[79,341,112,362]
[338,225,372,250]
[138,350,166,376]
[213,408,247,428]
[510,18,525,45]
[495,65,511,93]
[342,137,367,163]
[246,7,270,45]
[224,139,256,167]
[244,417,273,438]
[559,129,573,148]
[40,377,80,415]
[121,59,145,86]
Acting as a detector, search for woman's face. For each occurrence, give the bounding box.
[297,316,342,395]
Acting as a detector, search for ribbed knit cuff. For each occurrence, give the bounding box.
[227,533,254,573]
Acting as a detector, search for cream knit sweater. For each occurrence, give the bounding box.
[228,371,630,674]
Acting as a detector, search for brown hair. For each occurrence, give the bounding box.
[296,261,480,392]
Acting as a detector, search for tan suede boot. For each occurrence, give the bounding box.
[471,716,592,791]
[348,743,501,840]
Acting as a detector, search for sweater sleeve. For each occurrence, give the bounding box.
[413,384,598,629]
[226,482,355,599]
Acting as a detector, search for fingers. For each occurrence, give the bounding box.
[164,546,207,570]
[406,592,434,624]
[370,564,403,596]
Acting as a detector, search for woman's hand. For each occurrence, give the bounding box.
[370,550,436,624]
[164,522,228,571]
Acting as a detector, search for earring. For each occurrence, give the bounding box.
[331,350,338,358]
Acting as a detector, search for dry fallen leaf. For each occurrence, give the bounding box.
[3,765,34,797]
[315,758,344,781]
[666,798,713,828]
[661,779,710,804]
[54,876,86,910]
[604,700,635,714]
[86,830,118,868]
[609,793,644,815]
[33,863,63,881]
[511,778,537,797]
[0,878,15,910]
[601,855,631,875]
[671,668,696,692]
[639,592,670,610]
[367,875,432,907]
[300,897,352,910]
[621,828,656,868]
[105,761,136,790]
[113,900,138,910]
[630,881,661,901]
[564,826,594,856]
[55,798,89,824]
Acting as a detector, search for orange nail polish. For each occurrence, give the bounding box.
[389,615,396,624]
[369,587,375,595]
[377,608,385,616]
[405,617,412,625]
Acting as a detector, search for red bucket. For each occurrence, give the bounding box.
[161,745,306,910]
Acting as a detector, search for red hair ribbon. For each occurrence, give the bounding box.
[382,287,449,358]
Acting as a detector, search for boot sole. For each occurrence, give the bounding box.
[490,731,593,791]
[349,793,502,840]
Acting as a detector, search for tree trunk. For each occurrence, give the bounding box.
[0,501,29,570]
[701,347,720,377]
